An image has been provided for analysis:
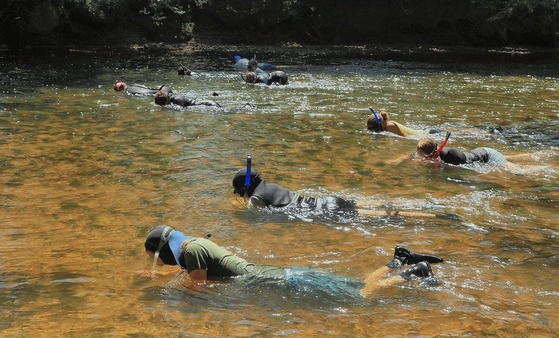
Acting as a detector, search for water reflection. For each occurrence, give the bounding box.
[0,48,558,336]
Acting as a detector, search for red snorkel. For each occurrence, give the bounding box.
[428,132,451,159]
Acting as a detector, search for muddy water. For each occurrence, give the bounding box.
[0,48,558,336]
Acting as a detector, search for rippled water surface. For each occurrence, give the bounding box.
[1,47,558,336]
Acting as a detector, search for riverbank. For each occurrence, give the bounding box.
[2,38,558,64]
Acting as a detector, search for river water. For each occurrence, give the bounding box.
[1,46,558,336]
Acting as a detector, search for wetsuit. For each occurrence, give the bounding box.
[126,84,171,96]
[393,122,438,137]
[234,58,266,74]
[234,57,274,72]
[267,71,288,85]
[180,237,364,300]
[439,147,507,166]
[251,71,288,85]
[249,180,357,215]
[169,94,221,108]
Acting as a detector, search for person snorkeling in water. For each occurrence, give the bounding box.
[233,54,274,73]
[242,71,288,85]
[232,158,450,219]
[177,65,192,76]
[367,108,503,137]
[154,88,221,108]
[417,133,507,166]
[144,225,443,298]
[367,108,439,137]
[114,81,172,97]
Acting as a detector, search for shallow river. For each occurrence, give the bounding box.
[1,46,558,336]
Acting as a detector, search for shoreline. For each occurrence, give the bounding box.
[2,38,558,64]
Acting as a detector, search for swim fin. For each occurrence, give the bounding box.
[386,246,443,268]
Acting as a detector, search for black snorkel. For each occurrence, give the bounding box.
[369,108,382,132]
[428,132,451,159]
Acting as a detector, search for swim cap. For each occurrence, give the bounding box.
[145,225,176,265]
[234,55,241,62]
[114,81,125,91]
[232,169,261,197]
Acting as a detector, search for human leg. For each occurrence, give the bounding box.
[359,246,443,298]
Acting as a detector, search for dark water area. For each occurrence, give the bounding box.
[0,45,558,336]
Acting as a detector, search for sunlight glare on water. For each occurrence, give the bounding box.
[0,47,558,336]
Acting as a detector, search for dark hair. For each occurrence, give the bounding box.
[232,169,262,197]
[144,225,177,265]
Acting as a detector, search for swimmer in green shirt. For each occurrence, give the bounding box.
[144,225,444,298]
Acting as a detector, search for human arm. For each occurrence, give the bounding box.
[248,195,268,208]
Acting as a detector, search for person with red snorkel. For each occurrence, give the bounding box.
[113,81,172,97]
[417,132,507,166]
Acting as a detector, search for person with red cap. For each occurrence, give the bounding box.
[113,81,172,97]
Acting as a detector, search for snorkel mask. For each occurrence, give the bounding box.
[151,226,174,273]
[427,132,451,160]
[369,108,382,132]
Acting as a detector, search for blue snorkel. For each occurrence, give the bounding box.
[245,154,252,189]
[369,107,382,132]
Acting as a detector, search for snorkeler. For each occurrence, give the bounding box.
[367,108,503,137]
[145,225,443,298]
[232,167,447,219]
[233,55,274,73]
[367,108,439,137]
[114,81,172,96]
[177,65,192,76]
[154,88,221,108]
[417,133,507,166]
[242,71,288,85]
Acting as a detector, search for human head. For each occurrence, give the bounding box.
[178,66,192,76]
[145,225,177,266]
[367,111,388,132]
[232,169,262,197]
[114,81,127,91]
[244,72,256,83]
[247,58,258,72]
[234,55,241,62]
[154,89,171,105]
[417,138,437,157]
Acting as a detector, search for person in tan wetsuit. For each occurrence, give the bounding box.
[367,108,437,137]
